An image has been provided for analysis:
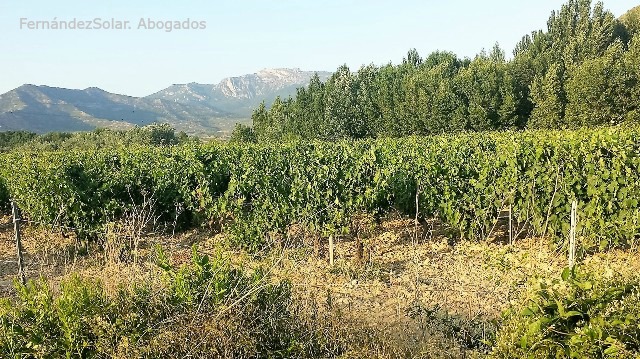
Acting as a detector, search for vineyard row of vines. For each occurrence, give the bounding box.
[0,126,638,251]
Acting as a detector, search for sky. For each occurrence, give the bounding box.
[1,0,637,97]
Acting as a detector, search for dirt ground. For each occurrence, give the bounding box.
[1,215,639,357]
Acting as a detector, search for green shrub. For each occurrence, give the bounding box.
[490,267,640,358]
[0,277,107,358]
[0,246,332,358]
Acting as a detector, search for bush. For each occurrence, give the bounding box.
[0,246,335,358]
[490,267,640,358]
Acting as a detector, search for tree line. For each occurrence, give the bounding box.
[238,1,640,142]
[0,124,194,152]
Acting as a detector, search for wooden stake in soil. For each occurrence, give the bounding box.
[569,200,577,268]
[508,204,513,245]
[11,201,26,286]
[354,234,363,265]
[329,235,334,266]
[415,182,420,227]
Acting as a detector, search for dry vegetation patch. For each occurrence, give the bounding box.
[1,217,639,357]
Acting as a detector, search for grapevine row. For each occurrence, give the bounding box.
[0,126,638,250]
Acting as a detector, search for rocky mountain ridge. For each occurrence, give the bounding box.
[0,68,331,135]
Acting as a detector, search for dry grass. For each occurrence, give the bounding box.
[0,215,639,357]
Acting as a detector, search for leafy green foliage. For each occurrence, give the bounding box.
[0,143,231,237]
[0,277,105,357]
[154,245,241,307]
[229,123,257,144]
[0,131,38,152]
[252,48,521,141]
[620,5,640,38]
[0,247,315,358]
[2,124,194,153]
[565,41,636,126]
[529,62,567,128]
[1,126,639,250]
[490,267,640,358]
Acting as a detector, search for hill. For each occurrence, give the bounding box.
[0,68,330,136]
[147,68,331,118]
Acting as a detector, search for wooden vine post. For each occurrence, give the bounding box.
[329,235,334,266]
[11,200,26,285]
[568,200,577,268]
[508,204,513,245]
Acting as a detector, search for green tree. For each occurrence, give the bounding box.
[323,65,363,139]
[620,5,640,39]
[229,123,257,144]
[141,123,179,146]
[374,63,405,136]
[251,102,271,141]
[0,131,37,152]
[403,55,461,134]
[624,34,640,121]
[266,97,294,140]
[529,63,567,128]
[565,41,634,126]
[514,0,624,127]
[355,64,382,137]
[288,73,326,140]
[453,45,516,131]
[252,99,294,142]
[402,48,423,68]
[248,1,639,139]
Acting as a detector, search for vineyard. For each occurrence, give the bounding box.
[5,0,640,356]
[1,125,640,357]
[1,125,638,251]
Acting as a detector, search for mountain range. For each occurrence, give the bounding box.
[0,68,331,136]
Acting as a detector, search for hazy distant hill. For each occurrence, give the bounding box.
[0,85,232,135]
[0,68,331,136]
[147,68,332,117]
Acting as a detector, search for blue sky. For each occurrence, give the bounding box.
[1,0,636,97]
